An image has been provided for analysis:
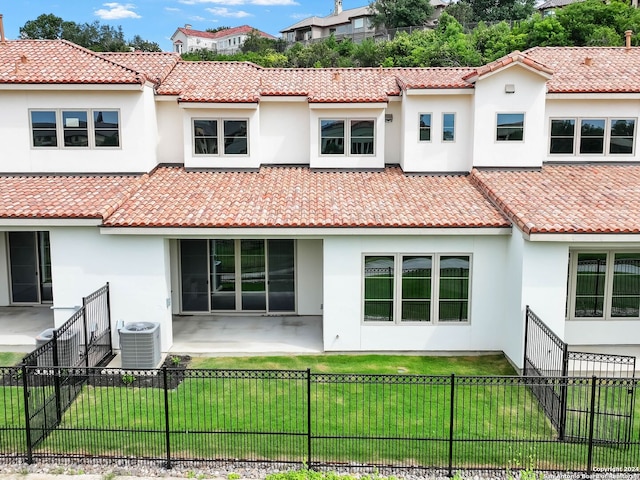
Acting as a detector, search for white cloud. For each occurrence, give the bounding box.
[205,7,252,17]
[94,3,141,19]
[189,15,207,21]
[179,0,298,5]
[289,12,313,19]
[165,7,181,12]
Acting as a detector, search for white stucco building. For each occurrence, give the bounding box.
[171,25,276,55]
[2,32,640,368]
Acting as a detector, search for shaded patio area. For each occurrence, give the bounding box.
[170,314,323,355]
[0,306,54,352]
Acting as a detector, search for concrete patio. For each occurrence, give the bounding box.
[169,314,324,355]
[0,306,54,352]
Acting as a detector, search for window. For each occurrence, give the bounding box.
[496,113,524,141]
[320,119,374,156]
[30,109,120,149]
[363,254,470,323]
[550,118,636,156]
[443,113,455,142]
[193,119,248,156]
[419,114,431,141]
[354,18,365,29]
[568,251,640,320]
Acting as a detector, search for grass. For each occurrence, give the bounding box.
[189,353,517,375]
[0,352,25,366]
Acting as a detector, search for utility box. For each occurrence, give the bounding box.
[119,322,161,369]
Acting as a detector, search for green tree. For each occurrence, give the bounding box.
[464,0,535,23]
[241,30,277,53]
[369,0,435,28]
[556,0,635,46]
[472,21,526,62]
[20,13,65,39]
[516,14,569,48]
[129,35,162,52]
[445,2,474,26]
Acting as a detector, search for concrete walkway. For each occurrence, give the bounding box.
[0,306,53,352]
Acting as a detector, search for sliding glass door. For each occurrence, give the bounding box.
[180,239,295,313]
[7,231,52,304]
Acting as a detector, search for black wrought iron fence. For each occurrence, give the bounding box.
[1,366,639,476]
[523,306,637,446]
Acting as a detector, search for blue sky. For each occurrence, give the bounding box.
[1,0,367,51]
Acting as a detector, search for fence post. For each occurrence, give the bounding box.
[163,366,172,469]
[52,330,62,423]
[307,368,312,469]
[21,364,33,464]
[448,373,455,478]
[559,343,569,440]
[523,306,530,375]
[82,296,90,368]
[106,283,113,353]
[586,376,598,476]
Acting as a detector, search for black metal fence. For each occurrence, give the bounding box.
[0,366,639,476]
[18,284,112,450]
[523,306,637,445]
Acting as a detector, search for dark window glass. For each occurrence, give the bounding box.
[439,256,470,322]
[94,110,120,147]
[364,256,394,322]
[321,120,345,155]
[611,253,640,318]
[550,119,575,154]
[223,120,248,155]
[496,113,524,141]
[419,113,431,141]
[350,120,374,155]
[194,120,218,155]
[443,113,455,142]
[579,119,605,154]
[31,111,57,147]
[62,111,88,147]
[401,256,432,322]
[574,253,607,318]
[609,119,635,154]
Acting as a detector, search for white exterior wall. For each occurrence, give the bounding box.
[0,234,9,306]
[472,66,547,168]
[544,98,640,162]
[260,102,310,164]
[322,234,508,352]
[310,106,386,169]
[156,101,185,164]
[384,100,402,165]
[0,89,157,173]
[183,106,260,169]
[401,92,474,172]
[49,228,173,350]
[296,239,323,315]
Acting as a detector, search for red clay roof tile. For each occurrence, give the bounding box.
[0,40,144,85]
[104,166,509,228]
[471,164,640,235]
[100,52,179,84]
[0,174,146,220]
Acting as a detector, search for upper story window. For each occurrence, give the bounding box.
[443,113,455,142]
[193,119,248,156]
[568,251,640,320]
[320,119,375,156]
[353,18,365,29]
[363,254,471,324]
[550,118,636,155]
[496,113,524,141]
[419,114,431,142]
[30,109,120,149]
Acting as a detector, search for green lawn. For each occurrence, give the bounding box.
[190,353,516,375]
[0,352,25,366]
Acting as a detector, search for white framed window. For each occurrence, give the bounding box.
[550,118,636,156]
[496,113,524,141]
[193,118,248,156]
[443,113,455,142]
[320,119,375,156]
[30,109,120,149]
[567,251,640,320]
[363,254,471,324]
[419,113,432,142]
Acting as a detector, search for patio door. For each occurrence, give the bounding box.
[7,231,52,304]
[180,239,295,313]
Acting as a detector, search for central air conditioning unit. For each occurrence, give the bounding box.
[119,322,161,369]
[35,327,80,367]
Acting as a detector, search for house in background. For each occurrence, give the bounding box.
[280,0,447,44]
[1,18,640,369]
[171,24,276,55]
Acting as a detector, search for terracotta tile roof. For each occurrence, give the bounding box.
[176,25,276,40]
[157,61,262,102]
[524,47,640,93]
[396,68,475,90]
[104,165,509,229]
[0,40,144,85]
[100,52,180,84]
[463,51,553,83]
[0,174,145,220]
[260,68,401,102]
[471,164,640,235]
